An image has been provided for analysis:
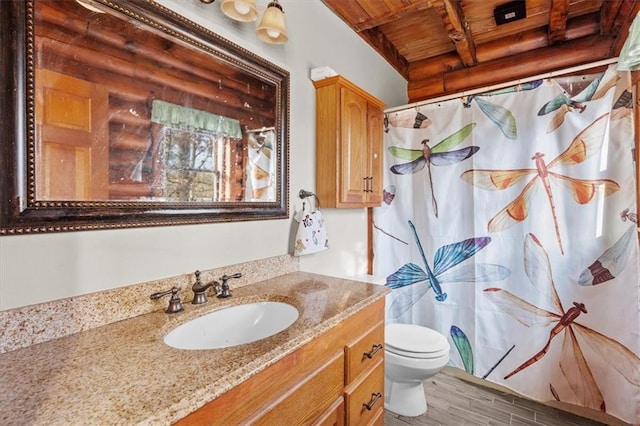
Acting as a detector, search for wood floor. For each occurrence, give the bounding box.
[383,369,620,426]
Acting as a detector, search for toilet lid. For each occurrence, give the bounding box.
[386,323,449,359]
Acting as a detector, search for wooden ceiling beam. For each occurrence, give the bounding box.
[430,0,477,67]
[610,0,640,55]
[409,52,463,82]
[548,0,570,44]
[360,26,410,79]
[600,0,624,35]
[322,0,638,101]
[320,0,411,78]
[348,2,433,32]
[408,35,615,102]
[607,0,639,37]
[409,14,600,82]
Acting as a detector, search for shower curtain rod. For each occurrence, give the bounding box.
[384,57,620,113]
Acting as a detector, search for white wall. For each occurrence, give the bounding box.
[0,0,407,310]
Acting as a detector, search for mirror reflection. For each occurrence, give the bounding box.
[34,0,279,203]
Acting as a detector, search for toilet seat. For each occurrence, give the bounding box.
[386,323,449,359]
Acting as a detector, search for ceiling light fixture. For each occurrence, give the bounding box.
[201,0,288,44]
[256,1,288,44]
[220,0,258,22]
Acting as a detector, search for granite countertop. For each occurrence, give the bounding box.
[0,272,388,425]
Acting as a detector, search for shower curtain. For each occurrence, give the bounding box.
[373,65,640,424]
[245,128,276,201]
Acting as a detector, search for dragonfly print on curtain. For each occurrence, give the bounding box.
[537,72,619,133]
[386,220,510,316]
[579,225,636,286]
[460,113,620,255]
[450,325,516,379]
[384,108,432,132]
[388,123,477,217]
[484,233,640,413]
[373,64,640,424]
[461,80,543,140]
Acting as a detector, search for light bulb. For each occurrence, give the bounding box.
[266,29,280,39]
[234,1,251,16]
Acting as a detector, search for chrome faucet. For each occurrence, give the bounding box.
[191,270,220,305]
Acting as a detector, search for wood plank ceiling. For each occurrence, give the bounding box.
[321,0,640,103]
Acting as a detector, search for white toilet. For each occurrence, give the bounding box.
[346,275,450,417]
[384,323,450,417]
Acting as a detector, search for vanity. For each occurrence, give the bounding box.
[0,272,388,425]
[0,2,388,423]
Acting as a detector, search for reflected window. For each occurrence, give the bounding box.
[150,100,244,202]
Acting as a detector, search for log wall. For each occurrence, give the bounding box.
[35,1,267,200]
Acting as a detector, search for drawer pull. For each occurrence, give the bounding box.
[362,392,382,411]
[363,343,383,359]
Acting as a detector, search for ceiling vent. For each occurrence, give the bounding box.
[494,1,526,26]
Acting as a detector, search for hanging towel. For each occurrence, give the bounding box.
[294,201,329,256]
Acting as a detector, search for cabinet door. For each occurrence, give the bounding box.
[339,87,368,205]
[366,104,383,205]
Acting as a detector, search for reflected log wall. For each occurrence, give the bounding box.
[35,1,270,200]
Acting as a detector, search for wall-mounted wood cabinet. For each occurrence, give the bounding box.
[314,76,385,208]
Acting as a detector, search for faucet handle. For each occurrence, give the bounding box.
[218,273,242,298]
[221,272,242,281]
[150,286,184,314]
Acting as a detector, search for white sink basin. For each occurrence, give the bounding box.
[164,301,299,350]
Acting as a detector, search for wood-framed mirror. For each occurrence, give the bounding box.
[0,0,289,234]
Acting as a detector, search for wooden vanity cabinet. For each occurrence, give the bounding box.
[175,298,385,426]
[314,76,385,208]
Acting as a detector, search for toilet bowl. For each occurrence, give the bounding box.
[384,323,450,417]
[345,275,450,417]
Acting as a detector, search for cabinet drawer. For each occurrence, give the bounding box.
[250,350,345,425]
[344,359,384,426]
[368,405,384,426]
[345,320,384,384]
[313,397,344,426]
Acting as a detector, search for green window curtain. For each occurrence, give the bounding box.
[150,99,242,139]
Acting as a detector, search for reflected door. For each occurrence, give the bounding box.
[35,69,109,200]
